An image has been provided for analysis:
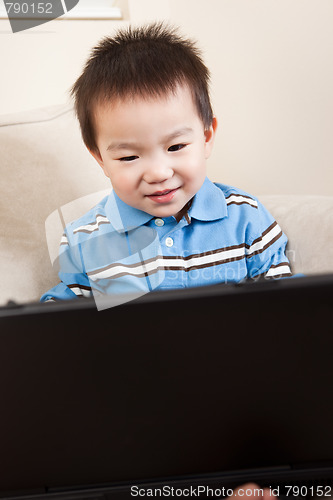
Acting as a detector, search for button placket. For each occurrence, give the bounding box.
[162,219,187,250]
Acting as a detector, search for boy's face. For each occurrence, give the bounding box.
[90,84,217,220]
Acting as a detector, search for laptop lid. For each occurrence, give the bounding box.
[0,274,333,498]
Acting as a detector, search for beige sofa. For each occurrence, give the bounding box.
[1,104,332,305]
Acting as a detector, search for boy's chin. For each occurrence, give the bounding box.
[147,203,183,217]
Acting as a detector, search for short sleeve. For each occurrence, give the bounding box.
[245,200,292,279]
[40,227,92,302]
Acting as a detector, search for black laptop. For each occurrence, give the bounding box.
[0,274,333,499]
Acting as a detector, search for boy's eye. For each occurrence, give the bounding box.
[118,155,138,162]
[168,144,186,152]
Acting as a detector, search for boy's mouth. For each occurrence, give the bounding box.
[146,188,179,203]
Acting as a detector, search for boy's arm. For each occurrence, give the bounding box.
[40,228,92,302]
[245,200,292,280]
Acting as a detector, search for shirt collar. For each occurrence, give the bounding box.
[188,177,228,221]
[105,177,227,232]
[105,190,153,233]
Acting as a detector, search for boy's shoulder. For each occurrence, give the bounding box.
[212,182,287,254]
[64,194,111,237]
[213,182,259,209]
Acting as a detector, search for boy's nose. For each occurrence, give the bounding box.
[143,163,173,184]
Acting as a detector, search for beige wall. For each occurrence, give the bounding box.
[1,0,332,195]
[167,0,333,196]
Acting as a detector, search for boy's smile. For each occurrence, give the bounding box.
[90,84,217,221]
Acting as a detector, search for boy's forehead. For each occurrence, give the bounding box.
[90,84,209,145]
[93,83,198,117]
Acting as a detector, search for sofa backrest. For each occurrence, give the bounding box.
[0,105,110,304]
[259,194,333,277]
[1,105,332,305]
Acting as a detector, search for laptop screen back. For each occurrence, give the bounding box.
[0,274,332,496]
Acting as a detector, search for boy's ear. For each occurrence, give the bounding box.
[204,116,218,159]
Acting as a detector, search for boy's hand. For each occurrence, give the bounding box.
[230,483,275,500]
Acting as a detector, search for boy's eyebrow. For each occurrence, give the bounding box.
[106,127,194,152]
[107,141,138,152]
[163,127,194,142]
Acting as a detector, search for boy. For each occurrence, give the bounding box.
[41,22,291,303]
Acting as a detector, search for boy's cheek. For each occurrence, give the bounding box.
[181,159,206,179]
[112,173,136,193]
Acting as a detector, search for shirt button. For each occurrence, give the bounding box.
[165,237,174,247]
[155,218,164,227]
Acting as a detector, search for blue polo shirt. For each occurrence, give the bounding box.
[41,177,291,304]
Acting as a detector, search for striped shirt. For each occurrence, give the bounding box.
[40,177,292,303]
